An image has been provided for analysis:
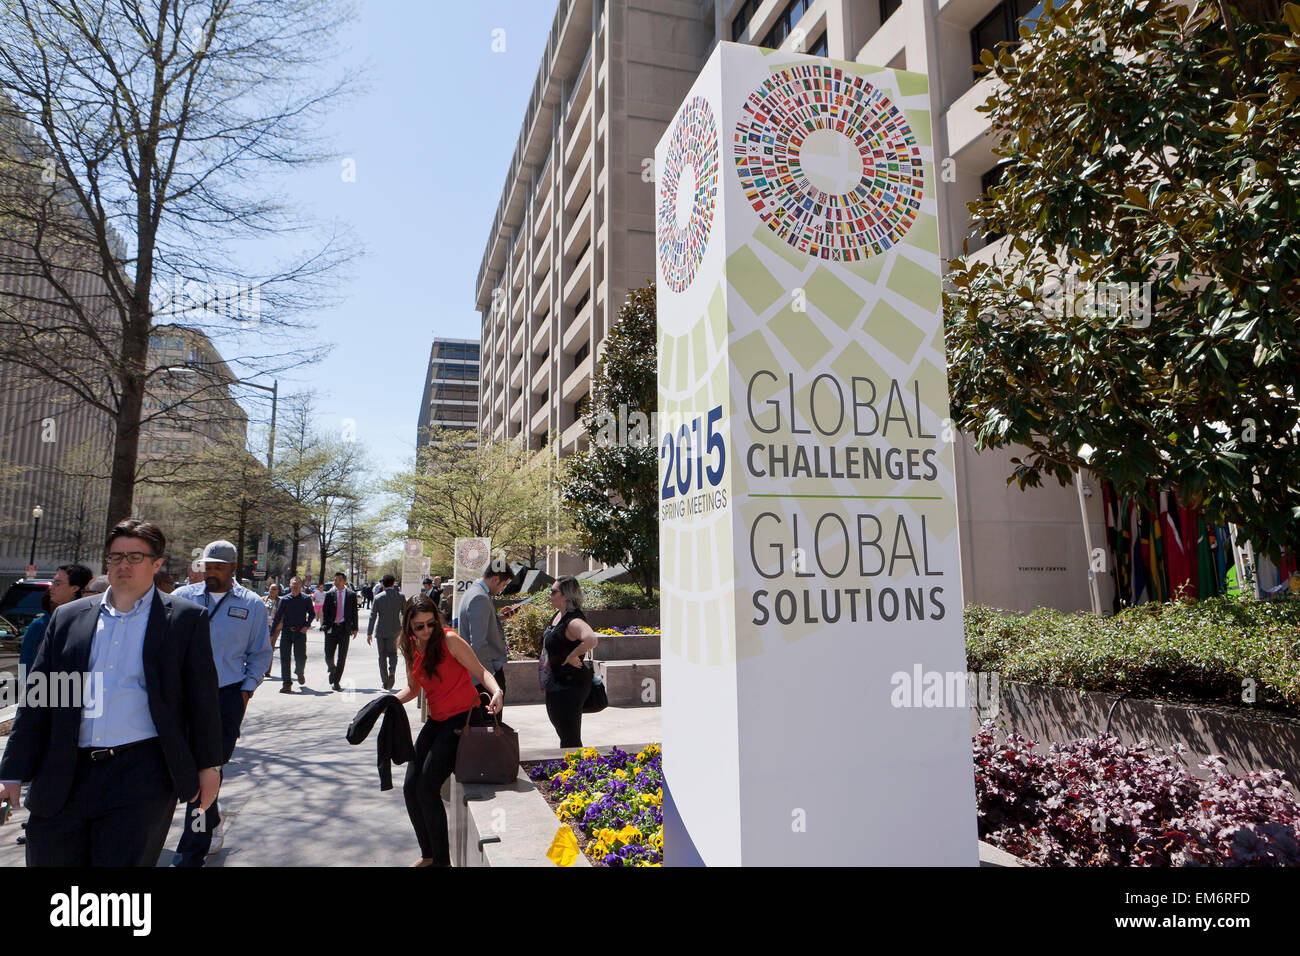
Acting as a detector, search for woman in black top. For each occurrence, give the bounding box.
[542,576,599,748]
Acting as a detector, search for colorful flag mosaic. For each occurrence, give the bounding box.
[733,63,924,261]
[657,96,720,293]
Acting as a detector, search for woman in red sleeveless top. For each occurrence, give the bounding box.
[392,594,503,866]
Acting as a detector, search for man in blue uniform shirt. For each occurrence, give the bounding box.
[170,539,271,866]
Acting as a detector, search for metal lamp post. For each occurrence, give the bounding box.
[29,504,43,569]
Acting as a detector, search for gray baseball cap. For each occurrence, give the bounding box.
[200,540,238,564]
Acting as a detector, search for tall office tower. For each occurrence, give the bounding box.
[416,337,481,454]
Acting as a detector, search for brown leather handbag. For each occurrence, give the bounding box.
[453,694,520,785]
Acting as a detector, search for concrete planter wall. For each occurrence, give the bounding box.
[592,634,660,661]
[448,771,590,868]
[972,680,1300,783]
[504,657,661,708]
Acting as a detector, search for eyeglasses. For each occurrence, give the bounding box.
[410,620,437,632]
[105,551,155,566]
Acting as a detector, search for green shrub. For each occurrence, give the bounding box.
[965,596,1300,714]
[504,602,551,659]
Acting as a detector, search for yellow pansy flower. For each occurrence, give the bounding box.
[617,825,643,844]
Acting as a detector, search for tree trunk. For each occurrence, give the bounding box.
[290,522,301,578]
[236,505,248,581]
[106,315,149,536]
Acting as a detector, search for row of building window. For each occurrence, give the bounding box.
[971,0,1045,65]
[149,439,191,453]
[732,0,826,55]
[149,334,186,350]
[432,343,479,362]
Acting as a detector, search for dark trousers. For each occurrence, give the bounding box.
[545,668,592,749]
[403,711,470,865]
[25,738,175,867]
[174,682,245,866]
[472,667,506,724]
[280,629,307,686]
[324,626,351,685]
[376,636,398,690]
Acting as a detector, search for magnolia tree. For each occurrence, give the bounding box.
[945,0,1300,557]
[560,283,659,599]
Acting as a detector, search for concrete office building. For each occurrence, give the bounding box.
[477,0,1115,610]
[416,337,481,453]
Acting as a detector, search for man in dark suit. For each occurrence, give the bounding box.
[0,518,222,867]
[322,571,359,691]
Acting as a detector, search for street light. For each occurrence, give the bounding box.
[29,504,43,569]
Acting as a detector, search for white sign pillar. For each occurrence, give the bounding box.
[655,42,976,865]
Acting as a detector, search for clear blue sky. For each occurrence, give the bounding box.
[239,0,557,487]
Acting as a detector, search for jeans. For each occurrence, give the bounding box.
[472,667,506,724]
[403,712,470,864]
[280,628,307,686]
[545,666,592,749]
[174,682,245,866]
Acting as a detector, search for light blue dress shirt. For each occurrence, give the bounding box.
[79,587,160,749]
[172,580,271,692]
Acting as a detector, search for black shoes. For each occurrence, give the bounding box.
[331,682,342,691]
[297,670,305,685]
[280,685,293,694]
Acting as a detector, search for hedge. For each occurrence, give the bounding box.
[965,596,1300,715]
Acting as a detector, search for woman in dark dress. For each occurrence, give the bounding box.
[541,576,599,748]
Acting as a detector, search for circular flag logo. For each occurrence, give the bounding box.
[733,64,924,261]
[657,96,719,293]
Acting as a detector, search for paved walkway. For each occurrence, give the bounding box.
[0,607,661,867]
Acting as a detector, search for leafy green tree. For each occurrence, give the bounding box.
[386,426,570,567]
[560,283,659,598]
[945,0,1300,558]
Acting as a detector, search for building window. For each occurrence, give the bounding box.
[574,393,589,421]
[880,0,902,24]
[574,238,591,263]
[731,0,761,41]
[809,32,828,58]
[980,163,1009,243]
[574,289,590,315]
[574,341,590,365]
[971,0,1045,67]
[760,0,814,50]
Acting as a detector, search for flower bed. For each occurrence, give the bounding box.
[527,744,664,866]
[595,626,661,636]
[974,721,1300,866]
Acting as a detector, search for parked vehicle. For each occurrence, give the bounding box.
[0,612,23,652]
[0,579,51,631]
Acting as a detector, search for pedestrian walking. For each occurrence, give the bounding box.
[391,593,502,867]
[19,563,92,676]
[0,519,223,866]
[542,576,599,748]
[458,562,513,722]
[361,583,373,609]
[263,582,282,677]
[170,540,271,866]
[311,584,325,624]
[153,569,176,594]
[322,571,358,691]
[366,574,404,690]
[271,577,315,693]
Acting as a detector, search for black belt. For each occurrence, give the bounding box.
[78,738,157,762]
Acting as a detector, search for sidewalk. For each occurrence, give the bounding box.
[0,608,661,867]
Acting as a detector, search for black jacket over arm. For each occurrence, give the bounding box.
[0,591,223,816]
[346,695,414,791]
[322,588,358,633]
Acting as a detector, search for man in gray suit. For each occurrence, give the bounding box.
[366,574,405,691]
[458,564,513,720]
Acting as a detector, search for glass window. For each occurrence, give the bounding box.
[809,32,828,57]
[880,0,902,23]
[980,163,1009,243]
[574,341,590,364]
